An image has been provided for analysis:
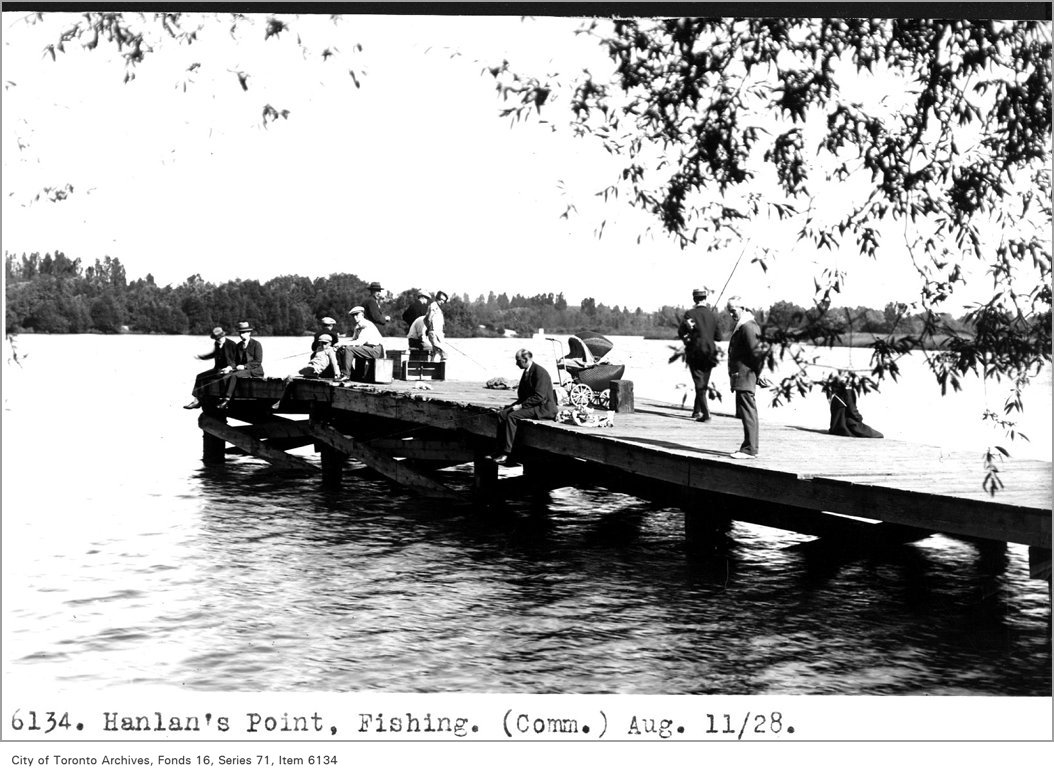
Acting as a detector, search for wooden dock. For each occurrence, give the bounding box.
[195,376,1052,583]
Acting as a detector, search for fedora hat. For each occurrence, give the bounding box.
[434,290,449,302]
[348,306,365,316]
[368,281,383,292]
[236,321,254,333]
[210,326,226,340]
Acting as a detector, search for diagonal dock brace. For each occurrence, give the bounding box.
[307,421,460,499]
[198,413,318,473]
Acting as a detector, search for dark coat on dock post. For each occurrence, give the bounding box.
[829,384,884,438]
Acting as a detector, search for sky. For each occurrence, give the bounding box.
[0,12,1037,312]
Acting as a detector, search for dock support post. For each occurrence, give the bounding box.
[202,415,226,465]
[320,446,347,487]
[473,454,499,509]
[683,489,732,551]
[1029,547,1051,585]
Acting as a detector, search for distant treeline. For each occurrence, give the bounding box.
[5,251,976,341]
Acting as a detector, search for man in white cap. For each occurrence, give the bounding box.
[312,316,340,351]
[337,306,385,380]
[184,326,236,409]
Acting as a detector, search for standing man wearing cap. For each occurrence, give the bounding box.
[402,290,430,327]
[678,287,721,421]
[337,306,385,380]
[312,316,340,351]
[184,326,236,409]
[726,296,766,459]
[363,282,390,330]
[217,321,265,409]
[425,291,448,362]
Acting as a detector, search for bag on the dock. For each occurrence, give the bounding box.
[556,406,614,428]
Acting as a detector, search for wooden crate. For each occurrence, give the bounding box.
[366,357,393,384]
[401,360,446,381]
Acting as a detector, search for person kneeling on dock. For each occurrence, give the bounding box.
[337,306,384,380]
[184,326,235,409]
[491,349,558,466]
[216,321,264,409]
[828,379,883,439]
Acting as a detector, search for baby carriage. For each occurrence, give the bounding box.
[547,332,626,408]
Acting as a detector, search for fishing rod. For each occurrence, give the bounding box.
[440,339,492,372]
[713,242,750,309]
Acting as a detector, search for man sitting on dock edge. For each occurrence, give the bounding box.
[492,348,558,466]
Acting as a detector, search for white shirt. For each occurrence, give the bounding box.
[348,319,383,346]
[407,315,427,341]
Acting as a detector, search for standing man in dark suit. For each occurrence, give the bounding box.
[363,281,390,330]
[402,290,430,327]
[218,321,265,409]
[184,326,236,409]
[678,287,721,421]
[726,296,766,459]
[493,349,558,465]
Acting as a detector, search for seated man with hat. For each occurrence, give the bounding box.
[217,321,265,409]
[312,316,341,351]
[184,326,236,409]
[364,281,390,329]
[337,306,385,380]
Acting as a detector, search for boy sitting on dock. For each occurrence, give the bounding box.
[272,333,339,409]
[300,334,341,378]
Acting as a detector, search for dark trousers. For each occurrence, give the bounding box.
[192,369,224,397]
[497,405,555,455]
[686,355,714,418]
[734,390,759,455]
[339,345,383,379]
[222,369,256,400]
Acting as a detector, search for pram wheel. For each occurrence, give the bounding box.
[568,383,593,407]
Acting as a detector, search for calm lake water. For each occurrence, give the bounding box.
[2,334,1050,694]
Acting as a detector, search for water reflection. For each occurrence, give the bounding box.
[173,460,1053,693]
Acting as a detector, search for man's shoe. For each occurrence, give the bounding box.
[729,451,757,460]
[690,411,703,419]
[489,454,508,464]
[216,399,230,410]
[696,415,712,422]
[183,399,200,410]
